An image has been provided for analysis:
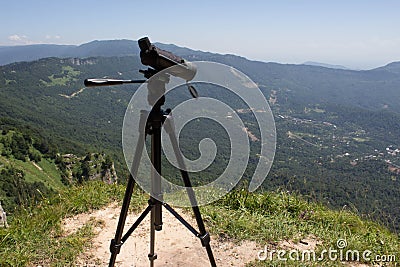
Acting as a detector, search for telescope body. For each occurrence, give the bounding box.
[139,37,197,81]
[84,37,197,90]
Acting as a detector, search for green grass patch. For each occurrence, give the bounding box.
[0,181,146,266]
[12,158,65,191]
[40,66,81,87]
[1,182,398,266]
[201,188,399,266]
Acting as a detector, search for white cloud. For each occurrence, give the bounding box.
[8,34,27,41]
[7,34,34,45]
[6,34,63,45]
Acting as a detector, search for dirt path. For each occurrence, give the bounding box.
[64,203,260,267]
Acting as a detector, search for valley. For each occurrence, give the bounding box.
[0,41,399,233]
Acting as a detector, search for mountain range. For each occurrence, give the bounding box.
[0,40,135,65]
[2,39,398,71]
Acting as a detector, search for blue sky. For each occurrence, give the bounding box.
[1,0,399,69]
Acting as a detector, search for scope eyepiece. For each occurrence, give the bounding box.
[138,37,151,51]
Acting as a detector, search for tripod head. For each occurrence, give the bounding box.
[84,37,198,102]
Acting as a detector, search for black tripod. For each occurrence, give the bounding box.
[108,72,216,267]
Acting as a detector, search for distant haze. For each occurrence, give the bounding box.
[0,40,398,71]
[1,1,400,70]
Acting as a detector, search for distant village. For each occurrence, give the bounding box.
[276,113,400,177]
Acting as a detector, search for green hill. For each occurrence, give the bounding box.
[1,40,400,234]
[0,125,61,212]
[0,121,117,215]
[0,54,399,232]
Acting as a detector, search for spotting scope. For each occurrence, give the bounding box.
[138,37,196,81]
[84,37,197,87]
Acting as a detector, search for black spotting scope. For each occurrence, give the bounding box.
[138,37,197,81]
[84,37,197,93]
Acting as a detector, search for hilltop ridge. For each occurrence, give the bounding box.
[1,39,399,71]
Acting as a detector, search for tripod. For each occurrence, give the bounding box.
[108,73,217,267]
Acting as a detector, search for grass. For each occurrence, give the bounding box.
[40,66,80,87]
[0,154,65,192]
[0,181,146,266]
[14,158,65,191]
[200,188,399,266]
[0,182,398,266]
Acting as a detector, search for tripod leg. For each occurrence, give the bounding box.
[109,111,148,267]
[180,170,217,267]
[148,115,163,266]
[164,115,217,267]
[148,203,157,267]
[151,122,163,231]
[109,175,136,267]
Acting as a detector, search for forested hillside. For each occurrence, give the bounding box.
[0,41,399,232]
[0,119,117,216]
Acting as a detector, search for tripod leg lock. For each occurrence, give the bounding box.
[199,232,211,247]
[110,239,123,255]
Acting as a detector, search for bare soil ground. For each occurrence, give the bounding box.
[63,204,370,267]
[63,203,260,267]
